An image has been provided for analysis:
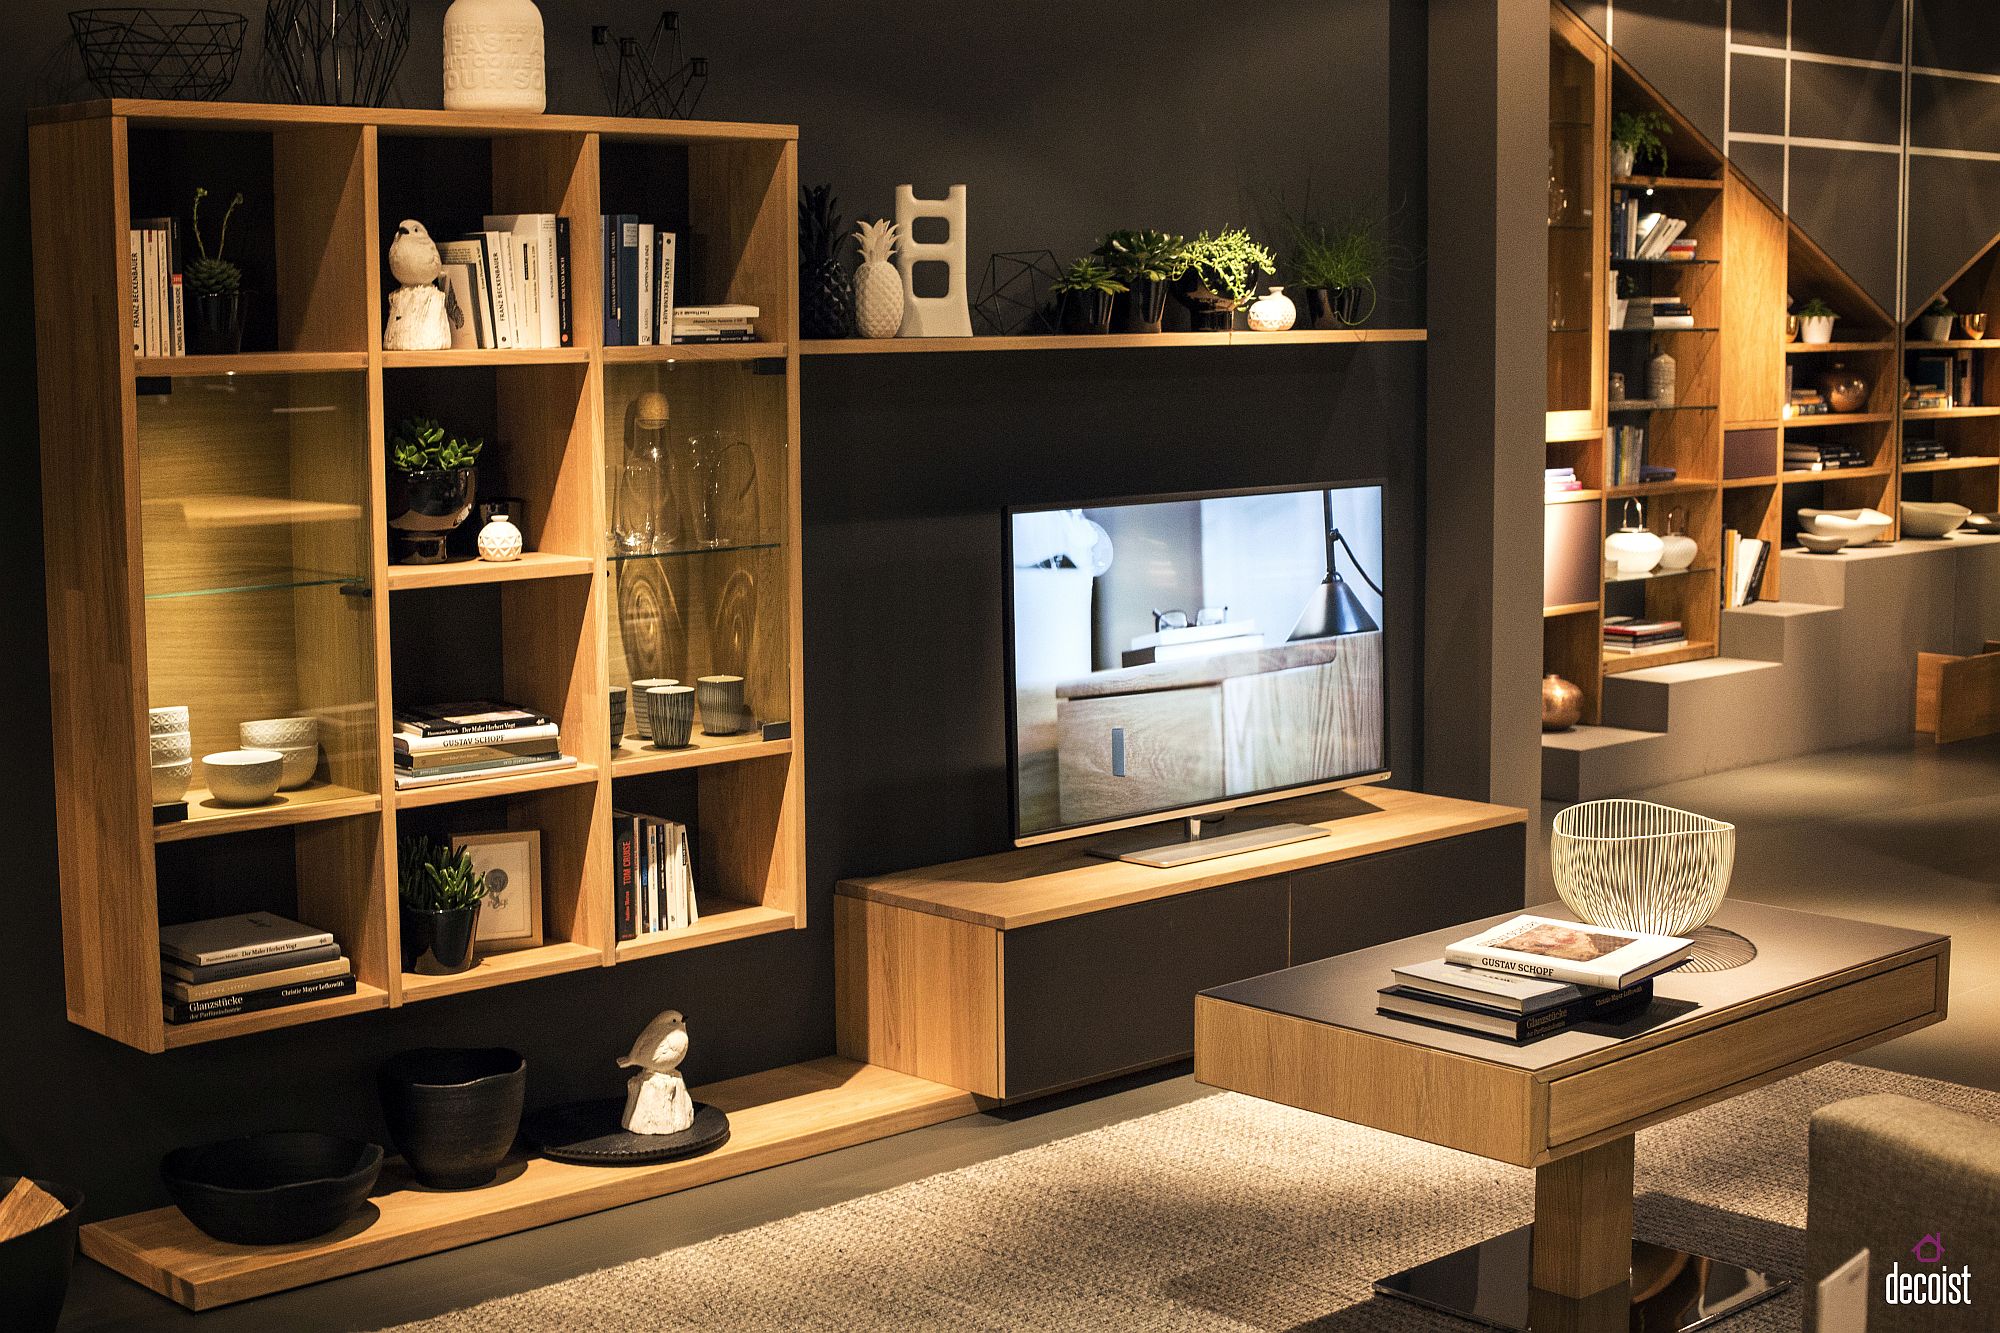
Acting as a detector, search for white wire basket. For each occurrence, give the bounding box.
[1550,799,1735,936]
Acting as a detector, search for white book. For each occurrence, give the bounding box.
[394,721,560,754]
[676,304,761,322]
[488,214,560,349]
[140,228,162,356]
[681,820,698,924]
[160,912,336,967]
[129,231,143,354]
[437,240,497,348]
[476,230,517,348]
[637,224,655,346]
[656,231,677,345]
[665,819,687,929]
[439,260,483,349]
[1444,914,1691,989]
[1390,958,1586,1014]
[482,215,543,347]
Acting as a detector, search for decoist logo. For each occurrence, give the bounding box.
[1884,1232,1973,1307]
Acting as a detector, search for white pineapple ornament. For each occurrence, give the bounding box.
[853,219,904,339]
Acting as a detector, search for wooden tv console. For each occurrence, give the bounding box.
[836,786,1527,1102]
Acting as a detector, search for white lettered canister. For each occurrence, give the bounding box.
[443,0,547,113]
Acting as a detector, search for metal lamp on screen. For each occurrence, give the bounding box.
[1290,492,1383,640]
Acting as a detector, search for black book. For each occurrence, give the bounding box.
[164,974,357,1025]
[1376,983,1653,1042]
[554,215,573,347]
[394,700,550,738]
[613,812,639,941]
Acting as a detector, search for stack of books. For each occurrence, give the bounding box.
[1904,436,1951,464]
[393,700,576,790]
[1546,466,1582,495]
[1608,424,1647,485]
[1604,616,1687,654]
[1612,195,1690,260]
[1723,531,1771,607]
[1638,463,1677,483]
[673,304,761,344]
[1623,297,1694,329]
[600,215,679,346]
[1784,439,1867,471]
[1787,387,1831,416]
[438,214,573,351]
[1664,236,1698,262]
[1376,914,1690,1042]
[614,811,701,940]
[161,912,354,1026]
[129,217,186,356]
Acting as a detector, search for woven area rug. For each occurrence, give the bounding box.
[384,1063,1998,1331]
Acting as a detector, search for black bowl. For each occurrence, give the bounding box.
[379,1047,526,1190]
[0,1177,81,1332]
[161,1132,381,1245]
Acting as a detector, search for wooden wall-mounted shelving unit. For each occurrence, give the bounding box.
[1898,236,2000,516]
[29,100,807,1054]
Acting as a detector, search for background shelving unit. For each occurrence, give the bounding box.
[1899,236,2000,516]
[30,101,806,1055]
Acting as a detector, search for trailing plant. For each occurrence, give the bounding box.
[1285,207,1410,293]
[390,416,484,472]
[1050,257,1127,296]
[398,834,488,913]
[1093,229,1185,284]
[1796,297,1836,319]
[1611,109,1671,174]
[1928,296,1954,317]
[188,186,244,297]
[1170,229,1276,305]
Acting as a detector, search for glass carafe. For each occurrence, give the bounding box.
[680,429,759,548]
[618,390,676,553]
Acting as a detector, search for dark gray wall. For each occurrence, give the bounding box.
[0,1,1431,1218]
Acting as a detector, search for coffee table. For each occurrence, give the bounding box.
[1195,900,1949,1331]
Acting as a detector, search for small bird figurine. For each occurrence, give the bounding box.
[383,219,460,351]
[618,1008,695,1135]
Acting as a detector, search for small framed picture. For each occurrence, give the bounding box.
[452,830,543,952]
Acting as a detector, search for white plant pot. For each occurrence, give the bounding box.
[1919,315,1954,342]
[1800,315,1836,345]
[1610,142,1637,179]
[442,0,546,113]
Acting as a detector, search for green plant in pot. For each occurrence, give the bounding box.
[1288,208,1405,329]
[187,186,246,355]
[1920,296,1956,343]
[1796,296,1838,345]
[1051,257,1126,335]
[1094,229,1184,333]
[1169,229,1275,331]
[798,185,854,339]
[399,835,488,975]
[1610,109,1671,179]
[387,417,483,564]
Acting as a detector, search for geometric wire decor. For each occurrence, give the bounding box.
[70,8,247,100]
[263,0,411,108]
[973,250,1062,336]
[1549,799,1736,937]
[593,11,708,119]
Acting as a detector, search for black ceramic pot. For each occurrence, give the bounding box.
[1122,276,1168,333]
[403,904,480,973]
[188,291,244,355]
[161,1132,381,1246]
[1060,289,1115,335]
[387,467,477,564]
[1308,282,1375,329]
[1172,271,1237,332]
[379,1047,527,1190]
[0,1178,81,1333]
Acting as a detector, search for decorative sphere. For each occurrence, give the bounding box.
[1541,674,1583,731]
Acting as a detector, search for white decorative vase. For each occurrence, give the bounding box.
[442,0,546,113]
[1658,508,1697,572]
[1647,343,1676,407]
[1551,799,1735,936]
[478,512,523,561]
[855,259,904,338]
[1246,286,1297,333]
[1800,315,1835,345]
[1610,142,1637,179]
[1604,499,1664,578]
[894,185,971,337]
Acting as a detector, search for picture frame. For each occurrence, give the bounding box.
[452,830,543,952]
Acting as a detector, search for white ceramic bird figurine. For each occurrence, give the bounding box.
[619,1009,695,1135]
[384,219,458,351]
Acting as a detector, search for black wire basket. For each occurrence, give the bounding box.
[69,8,246,100]
[263,0,411,108]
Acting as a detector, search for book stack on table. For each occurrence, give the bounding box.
[394,700,576,790]
[1376,914,1691,1043]
[161,912,354,1026]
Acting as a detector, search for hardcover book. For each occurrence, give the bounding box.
[164,956,351,1004]
[162,941,342,985]
[394,701,550,737]
[1376,982,1652,1042]
[1389,958,1593,1014]
[165,974,356,1025]
[159,913,336,967]
[1444,914,1691,989]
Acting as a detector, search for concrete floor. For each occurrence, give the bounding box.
[60,737,2000,1330]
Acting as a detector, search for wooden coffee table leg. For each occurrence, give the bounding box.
[1532,1135,1635,1298]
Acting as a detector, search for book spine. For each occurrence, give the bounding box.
[636,224,654,346]
[164,933,337,968]
[394,710,550,738]
[394,722,560,753]
[166,975,356,1024]
[602,215,620,346]
[163,942,341,984]
[666,820,688,930]
[486,232,515,348]
[554,215,572,346]
[168,218,185,357]
[658,232,677,346]
[616,817,637,941]
[392,750,563,777]
[166,959,349,1003]
[680,821,698,923]
[618,217,640,347]
[141,227,161,357]
[638,817,657,934]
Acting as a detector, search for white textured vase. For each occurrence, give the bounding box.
[1246,286,1297,332]
[478,513,523,561]
[854,260,904,339]
[443,0,546,113]
[1551,799,1735,936]
[894,185,972,337]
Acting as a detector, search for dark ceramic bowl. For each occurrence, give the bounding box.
[0,1177,81,1332]
[379,1047,527,1190]
[161,1132,381,1245]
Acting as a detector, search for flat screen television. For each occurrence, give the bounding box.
[1005,482,1389,866]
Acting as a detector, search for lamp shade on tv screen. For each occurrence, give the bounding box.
[1007,483,1388,843]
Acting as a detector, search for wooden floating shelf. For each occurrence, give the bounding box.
[1905,339,2000,350]
[1606,565,1717,585]
[154,784,380,844]
[392,762,600,810]
[615,899,798,962]
[1904,406,2000,420]
[399,940,604,1003]
[384,552,596,590]
[79,1056,977,1310]
[1544,601,1599,618]
[1612,174,1722,190]
[1779,466,1893,483]
[382,347,591,369]
[1602,640,1716,674]
[31,97,800,143]
[610,733,792,776]
[1903,456,2000,473]
[1606,479,1715,497]
[162,982,389,1049]
[1784,341,1896,353]
[799,329,1426,355]
[602,341,788,363]
[1544,488,1604,504]
[1783,412,1896,429]
[1721,476,1779,489]
[134,352,368,377]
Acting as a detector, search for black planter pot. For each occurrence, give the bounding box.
[0,1178,81,1333]
[1121,276,1168,333]
[188,291,244,355]
[402,904,480,973]
[161,1133,381,1246]
[388,467,477,564]
[1307,282,1376,329]
[800,259,855,338]
[379,1047,527,1190]
[1059,289,1115,335]
[1172,271,1238,332]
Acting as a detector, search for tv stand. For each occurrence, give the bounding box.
[1086,812,1330,868]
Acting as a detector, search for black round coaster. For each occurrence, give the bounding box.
[525,1099,730,1167]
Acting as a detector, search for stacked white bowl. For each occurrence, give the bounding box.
[240,716,321,790]
[150,705,191,804]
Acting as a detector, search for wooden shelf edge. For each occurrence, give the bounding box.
[382,348,590,369]
[1784,341,1895,354]
[1606,479,1716,497]
[609,735,792,776]
[135,352,368,377]
[78,1057,975,1311]
[384,553,596,590]
[161,982,389,1049]
[800,329,1425,355]
[1544,602,1599,619]
[399,941,605,1002]
[1779,467,1892,484]
[1602,640,1717,675]
[603,341,788,363]
[1902,456,2000,473]
[154,788,381,844]
[31,99,799,143]
[1905,339,2000,350]
[1611,174,1721,190]
[614,902,799,962]
[1904,406,2000,420]
[392,762,599,809]
[1782,413,1895,429]
[1545,489,1604,504]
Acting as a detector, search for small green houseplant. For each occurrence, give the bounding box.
[399,835,488,974]
[1170,229,1276,331]
[1287,207,1410,328]
[1094,229,1184,332]
[1610,109,1671,178]
[188,186,246,354]
[387,417,484,564]
[1919,296,1955,342]
[1051,257,1126,335]
[1796,296,1838,345]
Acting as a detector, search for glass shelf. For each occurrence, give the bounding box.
[1605,565,1716,585]
[145,572,367,602]
[606,541,782,563]
[1608,402,1717,413]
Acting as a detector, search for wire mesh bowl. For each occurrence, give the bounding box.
[1550,799,1735,936]
[263,0,411,108]
[69,8,246,100]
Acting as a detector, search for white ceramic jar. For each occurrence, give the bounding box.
[1246,286,1298,333]
[478,510,524,561]
[1604,499,1665,578]
[443,0,546,114]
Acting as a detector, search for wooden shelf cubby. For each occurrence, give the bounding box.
[30,100,806,1053]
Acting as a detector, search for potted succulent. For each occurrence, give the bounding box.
[1169,229,1275,332]
[1610,109,1670,179]
[187,186,246,355]
[388,416,483,564]
[1287,208,1406,329]
[1051,257,1125,335]
[399,835,487,975]
[798,185,853,339]
[1796,297,1838,345]
[1919,297,1955,343]
[1094,229,1183,333]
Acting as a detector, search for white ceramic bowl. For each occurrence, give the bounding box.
[275,744,320,790]
[149,730,192,763]
[240,716,319,749]
[1900,500,1971,540]
[151,758,192,805]
[149,705,190,735]
[1797,507,1893,547]
[202,750,285,806]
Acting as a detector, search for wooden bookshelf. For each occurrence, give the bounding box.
[1899,234,2000,517]
[29,100,807,1054]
